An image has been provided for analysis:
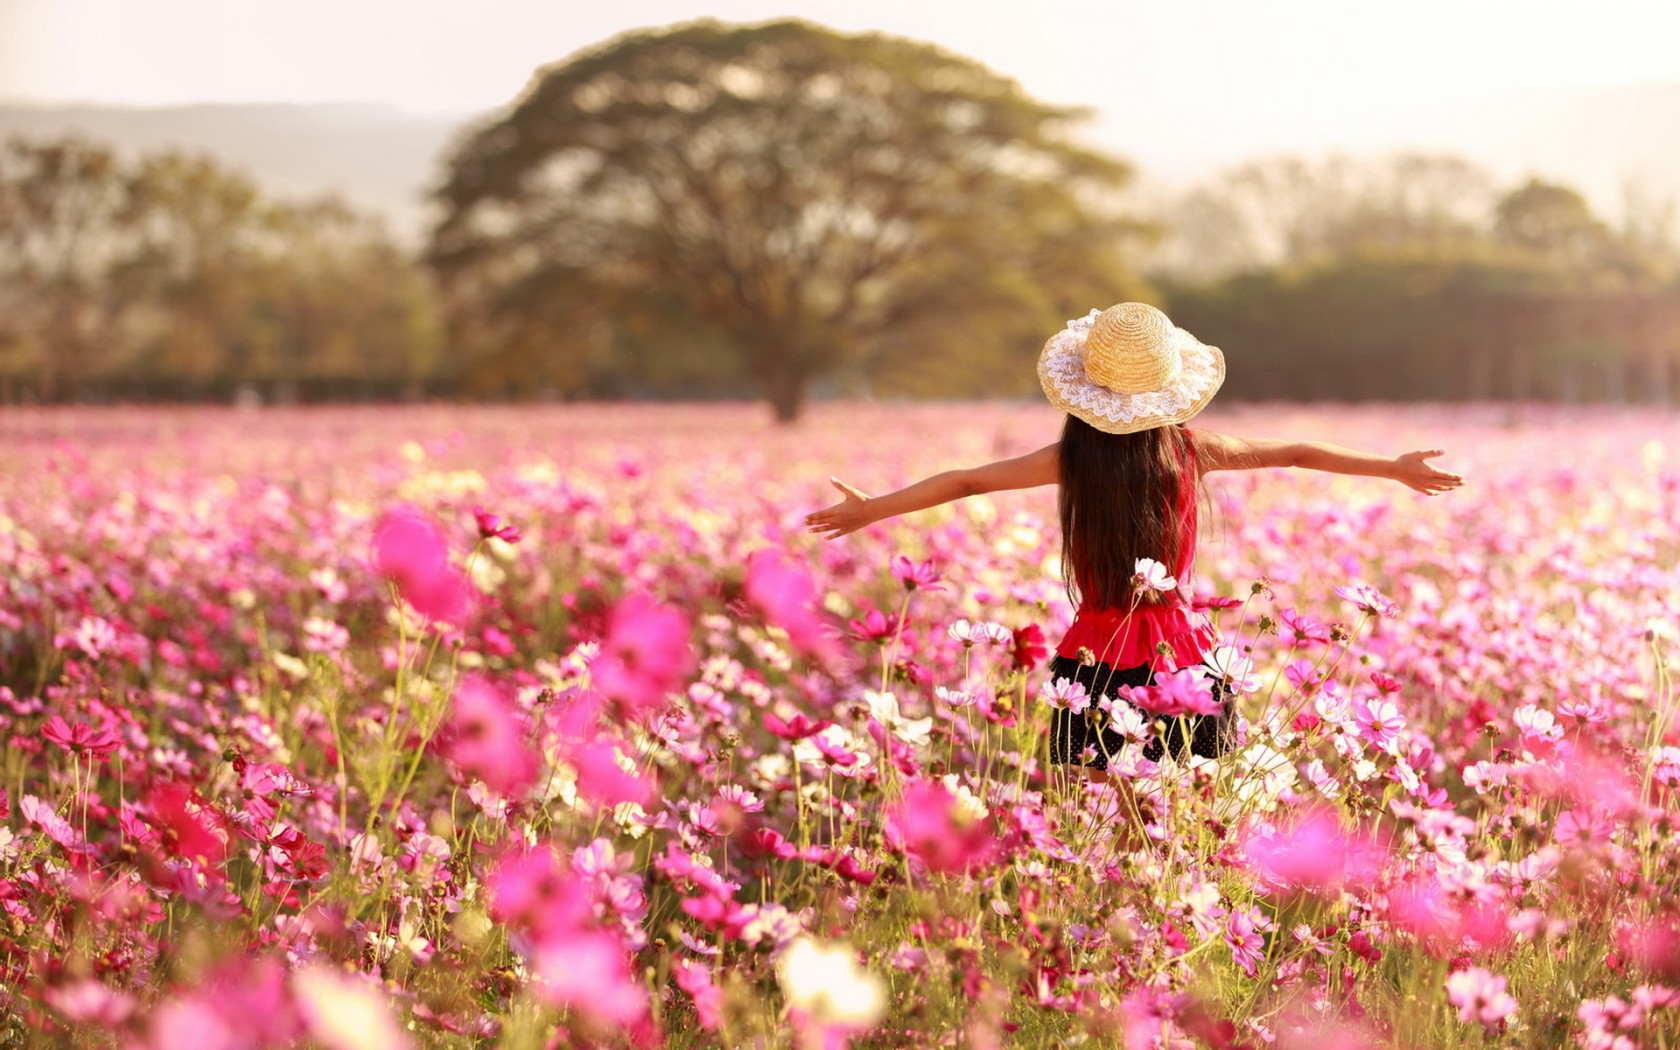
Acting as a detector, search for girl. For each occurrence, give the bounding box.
[805,302,1462,786]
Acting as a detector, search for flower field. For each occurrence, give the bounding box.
[0,401,1676,1049]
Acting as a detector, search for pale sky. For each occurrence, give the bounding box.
[6,0,1679,114]
[4,0,1680,192]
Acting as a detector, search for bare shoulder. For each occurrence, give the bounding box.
[1188,428,1300,472]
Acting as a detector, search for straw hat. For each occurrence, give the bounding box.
[1038,302,1225,434]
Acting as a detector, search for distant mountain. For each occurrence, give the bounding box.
[0,102,479,243]
[4,85,1678,245]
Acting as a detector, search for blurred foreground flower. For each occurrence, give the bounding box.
[745,548,838,661]
[591,593,695,721]
[1238,805,1386,898]
[1444,966,1518,1032]
[441,675,538,798]
[776,936,886,1029]
[371,505,473,622]
[884,777,1000,875]
[292,965,412,1050]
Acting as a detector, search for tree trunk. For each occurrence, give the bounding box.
[762,358,807,424]
[766,352,809,426]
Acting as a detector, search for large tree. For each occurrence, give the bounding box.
[427,19,1151,420]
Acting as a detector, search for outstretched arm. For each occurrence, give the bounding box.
[804,442,1059,540]
[1194,430,1464,495]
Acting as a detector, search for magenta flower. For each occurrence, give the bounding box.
[441,675,538,798]
[673,958,725,1032]
[1614,914,1680,982]
[889,554,943,592]
[1444,966,1517,1032]
[1239,806,1385,896]
[41,715,119,759]
[371,506,474,622]
[471,505,522,544]
[846,607,901,644]
[486,843,649,1033]
[591,593,695,721]
[146,781,229,865]
[1118,667,1220,717]
[564,735,656,808]
[745,549,837,660]
[765,710,835,740]
[883,778,1000,875]
[527,928,649,1030]
[486,844,594,938]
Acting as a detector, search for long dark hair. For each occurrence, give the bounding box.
[1058,415,1197,610]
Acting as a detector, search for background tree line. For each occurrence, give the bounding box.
[3,19,1679,413]
[0,136,435,403]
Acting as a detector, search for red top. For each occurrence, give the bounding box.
[1053,430,1218,671]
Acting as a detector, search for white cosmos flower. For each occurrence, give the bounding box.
[863,690,933,748]
[1132,558,1178,593]
[949,619,1012,646]
[938,774,989,821]
[934,685,977,708]
[1203,645,1261,694]
[775,936,886,1027]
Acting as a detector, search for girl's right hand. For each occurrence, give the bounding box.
[1392,450,1464,495]
[804,477,873,539]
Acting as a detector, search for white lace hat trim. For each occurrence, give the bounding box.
[1038,308,1226,433]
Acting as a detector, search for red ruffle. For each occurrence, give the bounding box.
[1054,603,1218,671]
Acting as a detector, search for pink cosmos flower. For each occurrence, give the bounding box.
[147,781,228,865]
[1239,806,1385,896]
[765,710,835,740]
[565,735,656,808]
[41,715,120,759]
[21,794,88,853]
[590,593,695,721]
[1385,878,1511,954]
[1614,914,1680,982]
[889,554,943,592]
[487,844,595,940]
[883,778,1000,875]
[1038,677,1090,713]
[441,675,539,798]
[672,958,725,1032]
[471,505,521,544]
[527,929,651,1032]
[846,607,901,644]
[1118,667,1220,717]
[1335,581,1399,618]
[1277,607,1332,645]
[1444,966,1518,1032]
[744,549,837,660]
[371,506,474,622]
[1354,697,1406,750]
[1224,907,1266,977]
[44,978,137,1025]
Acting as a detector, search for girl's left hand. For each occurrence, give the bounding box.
[804,477,873,539]
[1393,450,1464,495]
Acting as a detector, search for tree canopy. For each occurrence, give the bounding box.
[427,18,1153,420]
